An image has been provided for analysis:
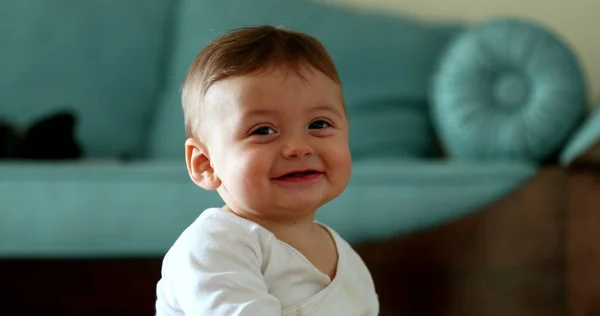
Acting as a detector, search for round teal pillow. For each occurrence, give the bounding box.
[431,18,587,162]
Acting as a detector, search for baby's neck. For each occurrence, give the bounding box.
[222,205,319,245]
[265,216,320,246]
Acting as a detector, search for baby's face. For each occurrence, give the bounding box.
[201,65,351,220]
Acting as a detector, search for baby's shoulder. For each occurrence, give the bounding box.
[166,208,274,262]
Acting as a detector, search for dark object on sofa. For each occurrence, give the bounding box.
[0,120,21,158]
[0,110,82,160]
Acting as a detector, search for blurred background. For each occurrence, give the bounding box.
[1,0,600,315]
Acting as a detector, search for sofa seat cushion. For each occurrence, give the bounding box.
[0,160,536,258]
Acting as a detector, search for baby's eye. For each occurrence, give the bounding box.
[251,126,276,135]
[308,120,331,130]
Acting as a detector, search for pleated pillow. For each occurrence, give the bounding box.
[431,18,586,162]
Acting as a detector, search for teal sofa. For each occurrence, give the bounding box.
[1,0,597,258]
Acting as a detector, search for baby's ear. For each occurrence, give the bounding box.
[185,138,221,190]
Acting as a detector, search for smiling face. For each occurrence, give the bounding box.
[188,65,351,222]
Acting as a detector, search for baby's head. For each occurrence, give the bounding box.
[183,25,351,222]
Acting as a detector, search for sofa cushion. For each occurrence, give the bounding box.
[148,0,462,160]
[431,18,587,162]
[0,0,175,158]
[0,160,535,257]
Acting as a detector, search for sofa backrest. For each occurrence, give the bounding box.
[0,0,176,159]
[146,0,463,160]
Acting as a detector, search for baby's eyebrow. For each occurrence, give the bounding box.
[240,104,344,121]
[312,105,344,118]
[240,109,277,120]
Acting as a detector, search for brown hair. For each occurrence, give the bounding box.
[181,25,341,138]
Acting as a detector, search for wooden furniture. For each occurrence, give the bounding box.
[568,166,600,316]
[357,168,567,316]
[568,142,600,316]
[1,166,599,316]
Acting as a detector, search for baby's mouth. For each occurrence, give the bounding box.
[274,169,322,180]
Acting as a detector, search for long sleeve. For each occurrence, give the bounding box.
[156,214,281,316]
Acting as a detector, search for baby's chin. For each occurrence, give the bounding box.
[274,192,338,212]
[238,195,329,217]
[219,184,344,217]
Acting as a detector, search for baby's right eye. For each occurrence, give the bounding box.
[251,126,276,135]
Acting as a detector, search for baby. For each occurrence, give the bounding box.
[155,25,379,316]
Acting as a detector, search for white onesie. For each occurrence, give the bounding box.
[155,208,379,316]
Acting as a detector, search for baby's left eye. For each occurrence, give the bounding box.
[308,120,331,129]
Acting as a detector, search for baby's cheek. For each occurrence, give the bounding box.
[240,152,268,182]
[329,143,351,164]
[329,144,352,182]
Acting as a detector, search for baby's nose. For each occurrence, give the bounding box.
[282,138,314,158]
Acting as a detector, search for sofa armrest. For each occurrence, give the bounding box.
[561,104,600,167]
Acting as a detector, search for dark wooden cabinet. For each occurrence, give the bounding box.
[1,167,599,315]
